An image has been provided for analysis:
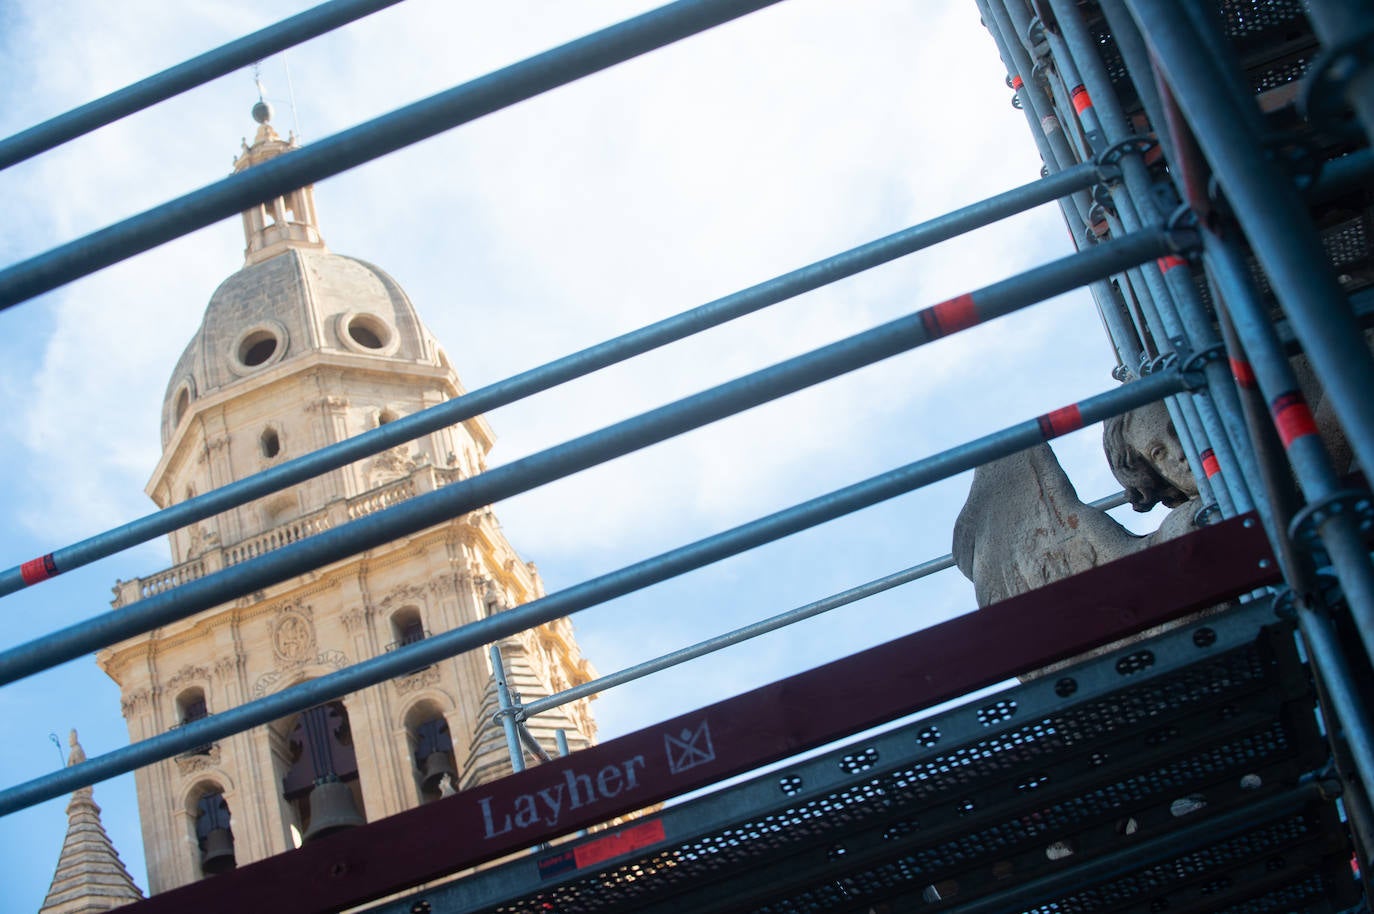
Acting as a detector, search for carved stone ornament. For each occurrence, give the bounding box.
[392,664,441,696]
[272,606,316,664]
[213,653,246,680]
[252,649,348,698]
[380,582,427,608]
[120,688,153,719]
[341,607,368,634]
[174,743,223,776]
[167,664,210,690]
[304,395,349,413]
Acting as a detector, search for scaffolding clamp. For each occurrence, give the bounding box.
[1288,490,1374,553]
[1093,137,1155,184]
[1302,29,1374,134]
[1194,502,1223,527]
[1180,343,1224,376]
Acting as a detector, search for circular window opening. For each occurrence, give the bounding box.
[350,323,384,349]
[261,428,281,459]
[341,313,395,354]
[240,330,279,366]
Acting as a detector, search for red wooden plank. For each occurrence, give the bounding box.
[125,514,1276,913]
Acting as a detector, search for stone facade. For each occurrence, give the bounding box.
[95,112,597,895]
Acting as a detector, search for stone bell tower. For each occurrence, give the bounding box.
[96,102,598,895]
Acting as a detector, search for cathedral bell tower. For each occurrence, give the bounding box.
[97,103,598,895]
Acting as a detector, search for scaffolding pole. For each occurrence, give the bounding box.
[0,226,1181,687]
[0,162,1102,597]
[0,370,1187,816]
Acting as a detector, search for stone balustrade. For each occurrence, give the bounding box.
[112,464,468,608]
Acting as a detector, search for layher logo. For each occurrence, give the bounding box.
[664,719,714,774]
[476,717,716,841]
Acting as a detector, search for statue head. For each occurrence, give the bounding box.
[1103,400,1197,512]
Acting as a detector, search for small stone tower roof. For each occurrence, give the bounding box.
[38,730,144,913]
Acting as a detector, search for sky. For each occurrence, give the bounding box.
[0,1,1168,908]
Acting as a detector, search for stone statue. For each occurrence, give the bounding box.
[67,729,86,767]
[1103,399,1197,512]
[953,442,1200,608]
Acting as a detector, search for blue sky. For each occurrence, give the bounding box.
[0,1,1161,908]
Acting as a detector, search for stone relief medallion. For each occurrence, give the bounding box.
[272,607,316,665]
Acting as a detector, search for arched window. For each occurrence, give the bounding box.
[389,607,427,648]
[176,687,213,758]
[177,687,208,724]
[279,701,366,843]
[193,787,236,876]
[260,427,281,459]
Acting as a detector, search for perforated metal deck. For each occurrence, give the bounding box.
[374,601,1358,914]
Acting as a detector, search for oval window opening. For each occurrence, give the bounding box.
[261,428,281,459]
[240,331,278,366]
[350,323,384,349]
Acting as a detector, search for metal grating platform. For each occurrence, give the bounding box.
[372,599,1358,914]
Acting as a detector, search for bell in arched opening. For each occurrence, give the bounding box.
[195,792,236,875]
[302,776,366,843]
[283,703,367,844]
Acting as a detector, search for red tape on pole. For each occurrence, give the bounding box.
[1271,391,1319,448]
[1200,448,1221,478]
[1071,85,1092,114]
[20,554,58,586]
[1229,358,1258,389]
[1037,404,1083,439]
[918,293,978,340]
[1156,255,1186,273]
[1011,75,1024,90]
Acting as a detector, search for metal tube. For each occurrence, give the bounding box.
[555,730,571,758]
[0,371,1188,814]
[489,645,525,775]
[0,0,785,310]
[0,162,1104,597]
[0,227,1180,685]
[0,0,404,169]
[522,493,1129,719]
[1304,0,1374,149]
[1203,234,1374,669]
[518,724,552,764]
[978,0,1093,228]
[1293,602,1374,833]
[1127,0,1374,482]
[1047,0,1261,517]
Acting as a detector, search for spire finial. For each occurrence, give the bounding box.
[67,729,86,767]
[251,63,275,127]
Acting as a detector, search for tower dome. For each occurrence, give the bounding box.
[161,250,444,445]
[159,105,448,447]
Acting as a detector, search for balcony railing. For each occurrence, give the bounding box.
[113,464,466,608]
